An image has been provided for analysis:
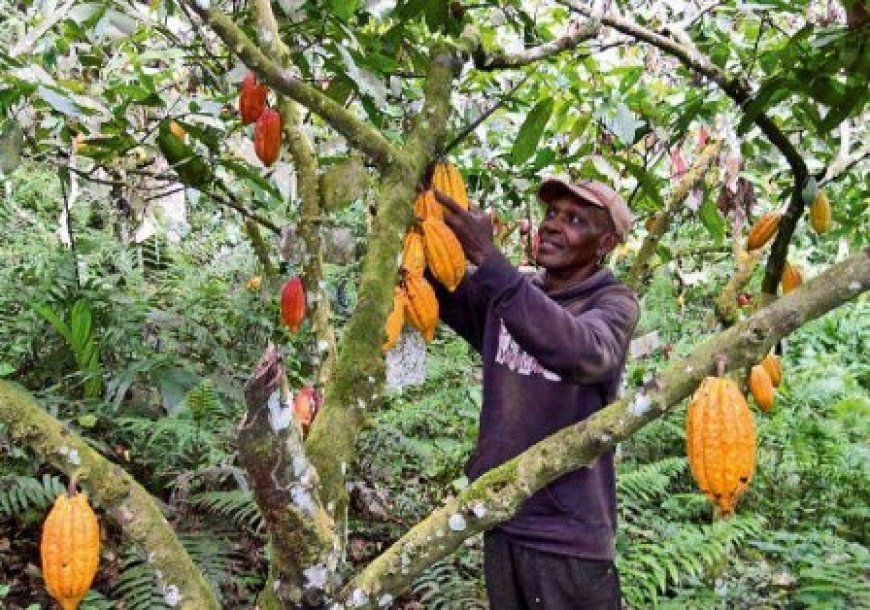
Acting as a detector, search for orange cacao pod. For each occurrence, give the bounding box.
[430,162,469,210]
[685,376,757,516]
[780,261,802,294]
[403,274,438,342]
[254,108,282,167]
[809,191,831,234]
[749,365,775,413]
[382,286,406,352]
[401,230,427,278]
[420,218,466,292]
[746,212,781,250]
[280,275,306,333]
[41,491,100,610]
[239,72,269,125]
[760,354,781,387]
[413,190,443,221]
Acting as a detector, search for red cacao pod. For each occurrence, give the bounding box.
[293,386,319,433]
[255,108,282,167]
[239,72,269,125]
[280,276,305,333]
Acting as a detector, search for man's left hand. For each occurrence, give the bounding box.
[433,189,498,266]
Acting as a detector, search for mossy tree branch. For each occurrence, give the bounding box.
[340,246,869,608]
[250,0,337,389]
[238,346,336,608]
[561,1,810,298]
[181,0,399,169]
[625,139,722,290]
[474,20,600,69]
[0,381,219,610]
[304,47,458,543]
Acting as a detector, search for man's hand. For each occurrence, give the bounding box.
[433,189,498,266]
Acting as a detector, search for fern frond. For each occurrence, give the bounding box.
[187,490,264,534]
[619,515,765,607]
[0,474,65,517]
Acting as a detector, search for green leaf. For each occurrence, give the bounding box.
[699,197,726,242]
[620,159,664,208]
[329,0,360,21]
[35,85,80,117]
[218,159,282,201]
[510,98,554,166]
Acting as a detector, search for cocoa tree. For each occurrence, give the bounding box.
[1,1,867,608]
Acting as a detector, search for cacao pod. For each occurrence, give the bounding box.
[280,276,306,333]
[255,108,282,167]
[421,218,466,292]
[809,191,832,234]
[780,261,802,294]
[746,212,781,250]
[413,190,443,221]
[239,72,269,125]
[156,121,212,188]
[685,376,757,516]
[293,386,318,434]
[41,491,100,610]
[749,365,775,413]
[169,120,186,141]
[403,274,439,342]
[246,276,262,292]
[430,162,469,210]
[401,230,427,278]
[760,354,781,387]
[382,286,406,352]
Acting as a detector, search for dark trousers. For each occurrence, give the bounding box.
[484,530,622,610]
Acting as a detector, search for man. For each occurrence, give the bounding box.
[432,178,639,610]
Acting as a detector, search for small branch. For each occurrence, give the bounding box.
[819,142,870,186]
[0,381,220,609]
[475,21,600,69]
[625,139,722,290]
[209,183,280,233]
[181,0,399,169]
[714,248,762,326]
[442,74,531,155]
[341,246,870,607]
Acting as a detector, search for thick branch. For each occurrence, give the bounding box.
[626,139,722,290]
[181,1,399,169]
[475,21,600,69]
[238,346,335,608]
[341,247,869,607]
[0,381,219,610]
[304,47,458,537]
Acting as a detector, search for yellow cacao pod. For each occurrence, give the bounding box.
[401,230,427,278]
[403,274,439,342]
[760,354,781,387]
[746,212,781,250]
[41,492,100,610]
[431,162,469,211]
[749,365,775,413]
[809,191,832,234]
[781,261,802,294]
[382,287,406,352]
[413,190,443,221]
[421,218,466,292]
[686,376,757,516]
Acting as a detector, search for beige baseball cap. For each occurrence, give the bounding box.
[538,177,633,241]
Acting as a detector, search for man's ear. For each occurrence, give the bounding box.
[597,231,620,258]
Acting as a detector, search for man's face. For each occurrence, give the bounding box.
[535,196,618,271]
